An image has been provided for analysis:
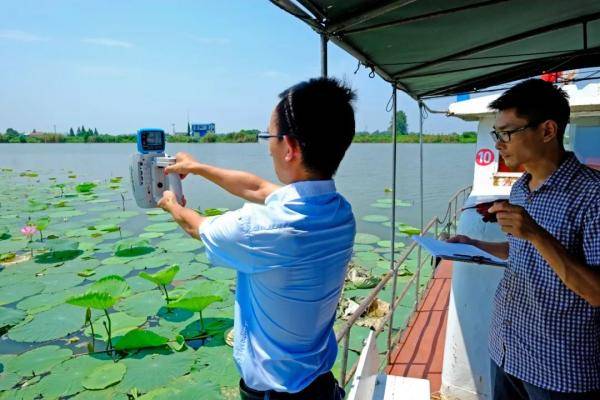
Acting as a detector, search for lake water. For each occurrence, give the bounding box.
[1,143,474,229]
[0,143,475,237]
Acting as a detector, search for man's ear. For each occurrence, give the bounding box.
[541,120,559,144]
[283,135,301,162]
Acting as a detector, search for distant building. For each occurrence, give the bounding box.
[190,123,215,137]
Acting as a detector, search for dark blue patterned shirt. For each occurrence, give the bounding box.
[489,152,600,392]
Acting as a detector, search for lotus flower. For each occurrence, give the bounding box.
[21,225,38,240]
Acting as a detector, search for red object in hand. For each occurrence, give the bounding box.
[476,201,497,223]
[463,201,499,223]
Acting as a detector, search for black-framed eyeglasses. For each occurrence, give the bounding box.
[489,124,535,144]
[256,131,304,145]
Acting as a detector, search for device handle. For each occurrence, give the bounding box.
[156,156,184,206]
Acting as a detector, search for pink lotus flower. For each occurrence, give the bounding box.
[21,225,38,239]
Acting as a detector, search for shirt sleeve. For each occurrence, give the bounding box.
[582,197,600,268]
[199,205,287,274]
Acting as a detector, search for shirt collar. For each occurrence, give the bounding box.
[265,180,337,204]
[516,151,581,193]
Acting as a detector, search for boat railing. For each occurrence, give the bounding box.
[336,184,472,386]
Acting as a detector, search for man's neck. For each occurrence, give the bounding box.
[524,148,566,191]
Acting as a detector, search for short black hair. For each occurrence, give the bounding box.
[275,77,356,178]
[489,78,570,146]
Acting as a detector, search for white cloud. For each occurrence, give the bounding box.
[82,37,133,48]
[190,36,230,45]
[0,29,48,42]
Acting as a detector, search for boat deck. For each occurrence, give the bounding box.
[386,260,453,398]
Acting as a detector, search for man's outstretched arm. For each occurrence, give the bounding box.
[165,152,280,204]
[158,191,206,239]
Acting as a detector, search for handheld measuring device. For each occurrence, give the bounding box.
[130,128,183,208]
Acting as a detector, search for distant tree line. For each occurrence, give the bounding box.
[1,123,478,144]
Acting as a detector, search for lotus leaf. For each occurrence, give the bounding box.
[16,291,71,314]
[376,240,406,249]
[167,281,226,313]
[362,214,389,223]
[88,264,135,280]
[175,262,209,280]
[0,280,44,305]
[159,238,203,253]
[353,244,374,252]
[398,223,421,235]
[139,264,180,286]
[137,372,221,399]
[82,362,126,390]
[39,272,85,293]
[113,329,169,351]
[139,231,164,239]
[0,372,20,391]
[89,275,130,298]
[5,345,72,376]
[0,307,25,333]
[76,182,97,193]
[22,354,108,398]
[8,304,83,342]
[49,209,86,219]
[354,233,380,244]
[144,222,179,233]
[115,290,165,317]
[67,291,120,310]
[85,312,146,341]
[116,349,196,393]
[78,268,96,277]
[201,267,236,281]
[34,216,51,231]
[114,238,154,257]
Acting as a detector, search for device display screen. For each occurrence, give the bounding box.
[141,130,164,151]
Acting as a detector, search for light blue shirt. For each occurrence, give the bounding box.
[199,180,355,393]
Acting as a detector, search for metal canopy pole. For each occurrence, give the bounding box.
[387,85,398,363]
[321,34,328,77]
[416,100,425,310]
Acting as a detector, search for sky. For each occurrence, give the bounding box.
[2,0,481,135]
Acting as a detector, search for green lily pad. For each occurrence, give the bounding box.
[85,312,147,342]
[0,280,45,305]
[201,267,236,281]
[398,224,421,235]
[115,290,165,317]
[82,362,126,390]
[16,291,72,314]
[139,232,164,240]
[76,182,97,193]
[113,329,169,351]
[376,240,406,249]
[139,265,180,286]
[167,281,228,313]
[353,244,374,252]
[8,304,84,342]
[144,222,179,233]
[116,349,196,393]
[159,238,203,253]
[23,354,108,398]
[6,345,72,376]
[49,209,86,219]
[0,307,26,333]
[354,233,380,245]
[137,371,222,399]
[114,238,154,257]
[362,214,389,223]
[39,272,85,293]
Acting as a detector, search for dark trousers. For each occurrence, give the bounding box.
[491,359,600,400]
[239,371,345,400]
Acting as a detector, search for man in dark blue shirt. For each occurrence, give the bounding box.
[451,79,600,400]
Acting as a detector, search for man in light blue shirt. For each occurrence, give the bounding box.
[158,78,356,399]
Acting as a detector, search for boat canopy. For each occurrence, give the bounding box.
[271,0,600,99]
